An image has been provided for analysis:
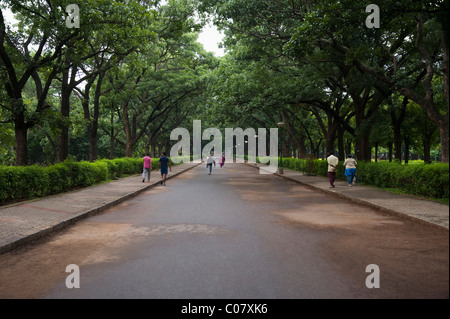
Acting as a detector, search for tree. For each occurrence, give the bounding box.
[294,0,449,162]
[0,0,160,165]
[1,1,79,165]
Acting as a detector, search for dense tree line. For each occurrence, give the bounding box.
[1,0,217,165]
[1,0,448,166]
[197,0,448,163]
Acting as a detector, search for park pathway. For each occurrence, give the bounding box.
[0,163,447,299]
[0,162,199,254]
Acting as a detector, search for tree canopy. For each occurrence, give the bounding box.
[1,0,448,165]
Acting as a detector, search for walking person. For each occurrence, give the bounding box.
[327,151,338,188]
[206,151,216,175]
[343,154,357,187]
[220,153,225,168]
[159,152,171,186]
[142,153,152,183]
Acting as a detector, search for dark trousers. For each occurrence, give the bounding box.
[328,172,336,186]
[207,163,213,174]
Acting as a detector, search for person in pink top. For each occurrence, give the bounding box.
[142,153,152,182]
[220,153,225,168]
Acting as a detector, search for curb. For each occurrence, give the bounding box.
[245,163,448,231]
[0,163,201,255]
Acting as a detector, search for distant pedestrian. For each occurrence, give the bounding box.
[343,154,357,187]
[327,151,338,188]
[142,153,152,183]
[220,153,225,168]
[159,152,171,186]
[206,151,216,175]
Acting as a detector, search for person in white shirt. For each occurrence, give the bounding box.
[206,151,216,175]
[327,151,339,188]
[343,154,357,187]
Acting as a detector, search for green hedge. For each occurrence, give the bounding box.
[0,157,166,205]
[357,161,449,199]
[277,158,449,199]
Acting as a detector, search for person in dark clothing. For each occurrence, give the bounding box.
[159,152,171,186]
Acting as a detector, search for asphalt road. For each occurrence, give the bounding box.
[0,163,448,299]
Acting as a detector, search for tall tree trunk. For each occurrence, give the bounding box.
[45,131,57,164]
[325,125,337,157]
[423,135,431,164]
[441,26,449,163]
[423,142,431,163]
[9,146,14,166]
[353,89,372,161]
[313,108,339,158]
[393,125,402,163]
[14,115,28,166]
[122,101,135,158]
[418,102,449,163]
[58,68,71,162]
[283,110,307,158]
[375,143,379,162]
[88,70,106,162]
[388,142,393,162]
[125,143,133,157]
[439,124,449,163]
[82,80,93,160]
[338,127,345,161]
[297,136,307,158]
[356,135,371,161]
[110,111,115,159]
[88,125,98,162]
[391,97,408,163]
[165,140,170,156]
[346,139,352,157]
[151,144,155,158]
[404,138,410,164]
[145,133,152,155]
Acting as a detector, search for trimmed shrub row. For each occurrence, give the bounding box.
[0,157,165,205]
[357,161,449,199]
[277,158,449,199]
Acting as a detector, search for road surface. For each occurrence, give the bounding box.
[0,163,448,299]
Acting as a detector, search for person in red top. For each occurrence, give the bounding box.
[220,153,225,168]
[142,153,152,183]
